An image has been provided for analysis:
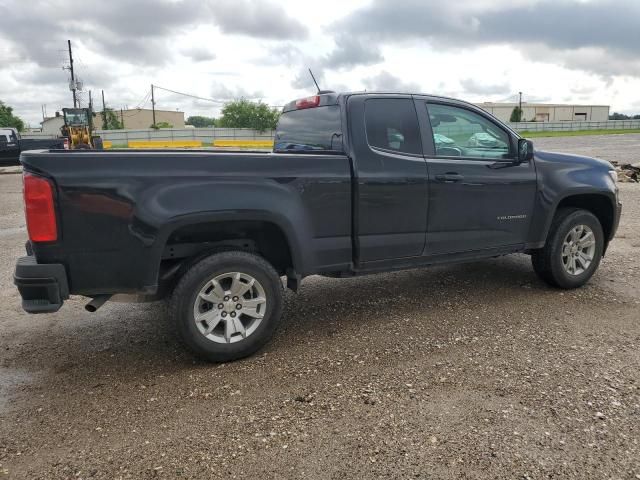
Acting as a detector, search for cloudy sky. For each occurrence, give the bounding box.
[1,0,639,126]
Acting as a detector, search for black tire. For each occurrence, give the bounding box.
[74,143,91,150]
[531,208,604,289]
[168,251,283,362]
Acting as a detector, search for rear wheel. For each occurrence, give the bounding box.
[169,251,283,362]
[531,208,604,289]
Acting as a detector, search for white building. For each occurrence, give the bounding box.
[40,108,185,135]
[40,115,65,135]
[475,103,610,123]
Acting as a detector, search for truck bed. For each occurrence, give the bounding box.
[20,148,352,296]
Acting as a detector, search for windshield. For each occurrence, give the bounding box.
[274,105,343,153]
[0,129,18,142]
[64,109,89,126]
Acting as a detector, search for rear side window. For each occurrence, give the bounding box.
[275,105,343,153]
[365,98,421,155]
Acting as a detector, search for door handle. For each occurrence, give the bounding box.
[435,173,464,183]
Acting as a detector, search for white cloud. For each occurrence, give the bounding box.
[1,0,640,126]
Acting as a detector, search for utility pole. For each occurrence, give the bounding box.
[101,90,107,129]
[67,40,77,108]
[151,84,156,127]
[88,90,94,132]
[120,108,125,129]
[518,91,523,121]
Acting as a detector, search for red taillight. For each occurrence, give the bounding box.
[295,95,320,109]
[23,173,57,242]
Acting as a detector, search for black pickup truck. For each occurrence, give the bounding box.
[0,128,64,166]
[14,92,621,361]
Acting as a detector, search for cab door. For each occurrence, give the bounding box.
[0,131,20,165]
[419,100,537,255]
[348,95,429,263]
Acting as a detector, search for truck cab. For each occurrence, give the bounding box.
[0,128,20,166]
[276,93,595,266]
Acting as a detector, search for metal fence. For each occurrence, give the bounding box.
[21,120,640,143]
[97,128,275,145]
[510,120,640,132]
[21,132,58,139]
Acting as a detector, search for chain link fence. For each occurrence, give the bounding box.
[98,128,275,145]
[510,120,640,132]
[21,120,640,144]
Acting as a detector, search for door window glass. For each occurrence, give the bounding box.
[275,105,343,152]
[427,103,512,159]
[365,99,422,155]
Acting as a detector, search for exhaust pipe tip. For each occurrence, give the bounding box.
[85,295,111,312]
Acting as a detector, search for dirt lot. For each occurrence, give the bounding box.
[1,135,639,479]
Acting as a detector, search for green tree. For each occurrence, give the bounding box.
[509,106,523,123]
[101,109,123,130]
[609,112,640,120]
[218,99,279,132]
[609,112,628,120]
[0,101,25,131]
[150,121,173,129]
[186,115,216,127]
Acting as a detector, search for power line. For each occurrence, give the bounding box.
[494,92,529,104]
[129,90,151,110]
[152,85,282,111]
[494,93,520,103]
[153,85,227,104]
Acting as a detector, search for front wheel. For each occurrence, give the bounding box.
[169,251,283,362]
[531,208,604,289]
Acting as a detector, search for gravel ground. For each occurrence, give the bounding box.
[1,135,639,479]
[533,132,640,165]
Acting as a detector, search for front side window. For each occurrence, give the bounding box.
[365,98,421,155]
[427,103,512,159]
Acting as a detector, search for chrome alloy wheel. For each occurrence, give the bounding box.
[193,272,267,344]
[561,224,596,276]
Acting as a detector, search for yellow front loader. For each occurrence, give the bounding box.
[61,108,103,149]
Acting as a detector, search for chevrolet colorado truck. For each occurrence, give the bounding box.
[14,92,622,361]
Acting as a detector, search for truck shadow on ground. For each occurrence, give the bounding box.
[3,254,550,383]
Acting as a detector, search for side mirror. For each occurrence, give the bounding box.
[518,138,534,162]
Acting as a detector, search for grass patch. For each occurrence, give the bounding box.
[519,129,640,138]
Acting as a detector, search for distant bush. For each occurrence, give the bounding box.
[218,100,279,132]
[186,116,216,128]
[509,107,523,123]
[150,121,173,129]
[0,100,25,131]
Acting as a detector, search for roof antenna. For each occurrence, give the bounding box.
[308,68,321,93]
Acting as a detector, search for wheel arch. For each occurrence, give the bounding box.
[543,191,616,253]
[153,210,309,289]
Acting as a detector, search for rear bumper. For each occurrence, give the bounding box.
[14,256,69,313]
